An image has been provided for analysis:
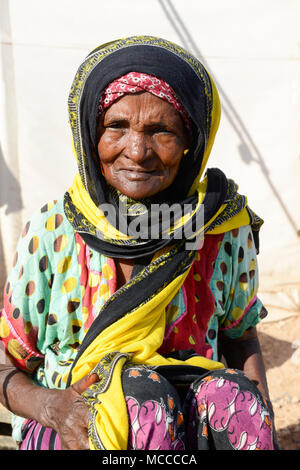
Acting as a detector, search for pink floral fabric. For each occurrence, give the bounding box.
[19,367,275,450]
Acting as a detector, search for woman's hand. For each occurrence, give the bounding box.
[0,363,99,450]
[41,373,99,450]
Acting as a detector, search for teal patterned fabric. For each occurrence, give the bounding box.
[1,199,265,442]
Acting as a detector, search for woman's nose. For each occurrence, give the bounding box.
[124,131,149,163]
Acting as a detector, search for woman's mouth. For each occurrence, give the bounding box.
[119,168,157,181]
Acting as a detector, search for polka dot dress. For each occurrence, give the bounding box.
[0,198,267,442]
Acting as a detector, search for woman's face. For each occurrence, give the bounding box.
[97,92,189,199]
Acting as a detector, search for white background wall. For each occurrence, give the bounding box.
[0,0,299,310]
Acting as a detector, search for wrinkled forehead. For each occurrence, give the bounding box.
[100,92,188,132]
[77,42,212,141]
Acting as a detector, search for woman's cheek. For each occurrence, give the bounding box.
[158,147,184,170]
[98,136,123,162]
[153,136,184,164]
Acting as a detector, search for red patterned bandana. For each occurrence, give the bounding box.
[98,71,191,132]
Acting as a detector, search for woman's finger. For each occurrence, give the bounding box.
[71,372,99,395]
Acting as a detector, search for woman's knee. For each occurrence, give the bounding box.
[184,368,274,450]
[191,368,257,395]
[122,366,185,450]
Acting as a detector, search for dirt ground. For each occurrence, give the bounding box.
[257,314,300,450]
[0,288,299,451]
[255,273,300,451]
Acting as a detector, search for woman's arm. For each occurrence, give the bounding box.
[219,327,280,449]
[0,359,98,449]
[219,326,270,402]
[0,208,99,449]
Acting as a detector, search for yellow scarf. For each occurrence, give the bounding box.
[71,253,224,450]
[65,36,257,450]
[68,174,251,450]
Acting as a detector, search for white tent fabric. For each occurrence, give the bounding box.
[0,0,299,318]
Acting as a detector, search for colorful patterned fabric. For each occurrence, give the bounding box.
[0,36,267,449]
[0,198,265,443]
[184,368,274,450]
[63,36,266,450]
[19,368,274,450]
[98,71,191,132]
[20,420,62,450]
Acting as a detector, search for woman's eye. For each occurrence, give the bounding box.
[103,119,128,130]
[106,122,123,129]
[153,127,173,135]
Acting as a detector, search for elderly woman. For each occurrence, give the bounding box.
[0,36,276,450]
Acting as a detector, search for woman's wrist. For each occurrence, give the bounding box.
[0,365,59,428]
[30,385,62,430]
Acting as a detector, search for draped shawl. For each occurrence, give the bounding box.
[64,35,262,450]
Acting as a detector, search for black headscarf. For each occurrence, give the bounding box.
[64,36,233,258]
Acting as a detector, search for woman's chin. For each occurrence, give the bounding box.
[116,187,159,200]
[110,177,167,200]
